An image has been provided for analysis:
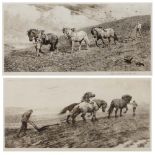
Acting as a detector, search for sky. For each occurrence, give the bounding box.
[4,78,151,114]
[3,3,152,45]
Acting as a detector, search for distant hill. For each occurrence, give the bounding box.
[82,15,150,37]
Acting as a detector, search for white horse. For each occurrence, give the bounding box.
[91,27,118,47]
[62,28,90,52]
[60,92,95,123]
[71,99,107,123]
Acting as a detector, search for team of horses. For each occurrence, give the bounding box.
[59,92,132,124]
[27,26,118,56]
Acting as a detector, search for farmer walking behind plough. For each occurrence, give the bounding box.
[17,109,40,137]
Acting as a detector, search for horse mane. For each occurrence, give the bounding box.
[81,92,90,102]
[59,103,79,114]
[27,29,38,35]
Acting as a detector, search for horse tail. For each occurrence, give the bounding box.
[108,101,115,114]
[59,103,79,114]
[114,32,118,41]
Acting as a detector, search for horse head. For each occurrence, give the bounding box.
[95,100,107,112]
[81,92,95,102]
[101,101,107,112]
[91,27,95,35]
[122,94,132,104]
[91,27,98,38]
[62,28,66,33]
[71,28,76,32]
[62,28,71,38]
[27,29,38,42]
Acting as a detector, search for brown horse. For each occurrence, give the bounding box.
[91,27,118,47]
[27,29,58,56]
[108,94,132,118]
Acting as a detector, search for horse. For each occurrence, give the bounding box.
[27,29,58,56]
[60,92,107,124]
[108,94,132,118]
[91,27,118,47]
[60,92,95,123]
[62,28,90,52]
[86,99,107,121]
[69,98,107,124]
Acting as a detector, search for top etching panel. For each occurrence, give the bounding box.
[3,3,152,75]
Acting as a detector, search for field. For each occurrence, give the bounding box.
[5,108,150,149]
[4,15,151,72]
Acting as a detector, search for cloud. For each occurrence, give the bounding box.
[3,3,151,46]
[36,6,100,32]
[4,4,100,45]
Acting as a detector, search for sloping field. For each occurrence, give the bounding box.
[5,111,150,149]
[4,15,151,72]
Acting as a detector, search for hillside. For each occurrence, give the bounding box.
[5,111,150,149]
[83,15,150,37]
[4,15,151,72]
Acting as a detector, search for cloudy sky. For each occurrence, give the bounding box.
[3,3,151,44]
[4,78,151,114]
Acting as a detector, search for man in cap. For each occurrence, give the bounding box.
[17,109,38,137]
